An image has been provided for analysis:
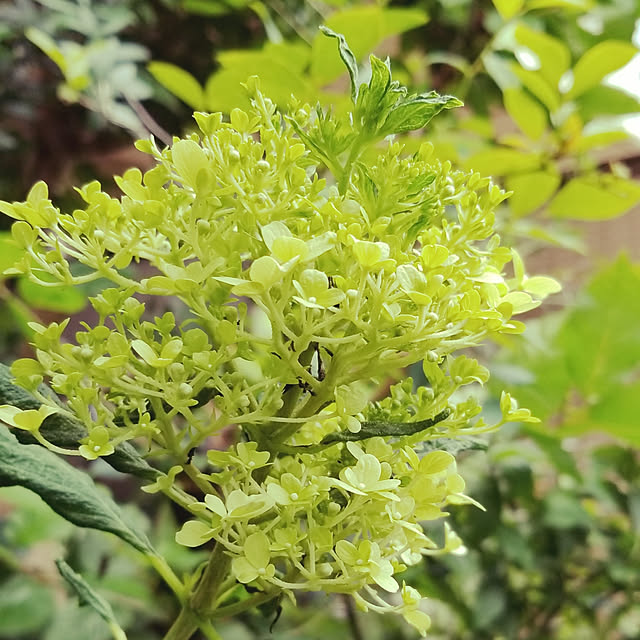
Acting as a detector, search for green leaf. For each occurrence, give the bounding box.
[505,169,560,216]
[567,40,638,99]
[543,490,591,529]
[0,363,160,481]
[0,428,153,553]
[526,0,593,9]
[379,91,462,136]
[548,174,640,220]
[311,6,428,85]
[492,0,524,20]
[148,62,205,110]
[577,85,640,121]
[510,64,560,112]
[514,24,570,89]
[25,27,67,75]
[589,382,640,446]
[55,560,126,640]
[0,232,25,278]
[503,88,548,140]
[465,148,542,176]
[319,27,359,101]
[205,42,312,112]
[0,574,54,636]
[17,278,86,313]
[318,409,451,447]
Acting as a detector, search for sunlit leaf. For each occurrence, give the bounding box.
[311,6,428,85]
[492,0,524,20]
[503,87,548,140]
[567,40,638,99]
[148,62,205,110]
[506,169,560,216]
[548,174,640,220]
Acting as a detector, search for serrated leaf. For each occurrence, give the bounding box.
[567,40,638,99]
[0,428,153,552]
[55,560,126,640]
[311,6,428,85]
[320,27,359,101]
[148,61,205,110]
[379,92,462,136]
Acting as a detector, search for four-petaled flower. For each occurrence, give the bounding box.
[232,532,276,583]
[335,538,399,592]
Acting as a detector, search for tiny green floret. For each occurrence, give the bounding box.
[0,33,553,638]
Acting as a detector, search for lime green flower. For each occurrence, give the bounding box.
[335,539,398,592]
[335,443,400,499]
[0,404,58,432]
[266,473,316,506]
[79,426,115,460]
[293,269,345,309]
[232,532,276,583]
[399,583,431,636]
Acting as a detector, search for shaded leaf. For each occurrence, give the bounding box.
[0,428,153,553]
[55,560,126,640]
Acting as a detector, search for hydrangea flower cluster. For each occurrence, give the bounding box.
[0,33,550,637]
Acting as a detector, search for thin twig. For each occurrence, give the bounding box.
[125,97,173,146]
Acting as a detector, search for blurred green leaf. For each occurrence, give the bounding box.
[311,6,428,85]
[56,560,126,640]
[0,574,54,637]
[514,23,570,88]
[17,278,86,313]
[527,0,594,9]
[503,87,548,140]
[182,0,253,15]
[548,174,640,220]
[506,169,560,216]
[1,486,73,546]
[577,85,640,121]
[567,40,638,99]
[205,42,312,112]
[492,0,524,20]
[543,490,591,528]
[0,233,24,278]
[465,147,542,175]
[511,64,560,111]
[148,62,205,110]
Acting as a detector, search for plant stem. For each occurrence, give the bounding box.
[148,553,186,601]
[162,607,200,640]
[190,540,232,617]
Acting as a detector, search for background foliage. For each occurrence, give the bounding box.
[1,0,639,638]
